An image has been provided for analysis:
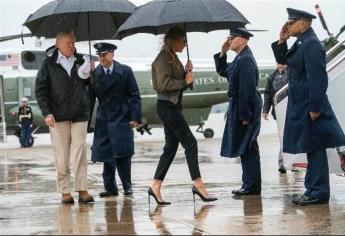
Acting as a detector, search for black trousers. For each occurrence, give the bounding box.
[305,149,330,200]
[103,156,132,192]
[240,140,261,193]
[154,100,201,181]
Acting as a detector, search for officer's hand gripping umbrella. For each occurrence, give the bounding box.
[114,0,249,89]
[23,0,136,57]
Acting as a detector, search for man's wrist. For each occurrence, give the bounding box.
[45,114,53,119]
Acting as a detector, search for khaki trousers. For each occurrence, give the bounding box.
[49,121,88,193]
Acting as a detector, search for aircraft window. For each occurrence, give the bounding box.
[22,51,35,62]
[21,51,46,70]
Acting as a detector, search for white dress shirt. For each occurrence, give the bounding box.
[57,50,76,77]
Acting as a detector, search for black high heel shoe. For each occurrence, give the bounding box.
[192,186,218,203]
[148,187,171,205]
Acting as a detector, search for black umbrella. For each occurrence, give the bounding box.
[114,0,250,59]
[23,0,136,55]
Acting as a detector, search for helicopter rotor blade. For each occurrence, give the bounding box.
[315,4,332,36]
[335,25,345,39]
[0,33,32,42]
[247,29,269,32]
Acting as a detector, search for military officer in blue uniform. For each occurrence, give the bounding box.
[214,28,263,196]
[88,42,141,197]
[272,8,345,205]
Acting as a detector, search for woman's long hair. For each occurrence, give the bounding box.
[162,26,186,70]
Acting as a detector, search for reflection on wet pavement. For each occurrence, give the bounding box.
[149,206,172,235]
[193,205,215,235]
[58,204,94,235]
[1,136,345,234]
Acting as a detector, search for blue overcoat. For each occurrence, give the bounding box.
[272,27,345,154]
[214,46,262,158]
[90,61,141,162]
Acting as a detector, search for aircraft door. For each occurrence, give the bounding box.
[18,76,35,100]
[3,75,18,130]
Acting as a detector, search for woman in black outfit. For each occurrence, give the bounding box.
[148,26,217,205]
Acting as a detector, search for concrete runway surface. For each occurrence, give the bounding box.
[1,115,345,235]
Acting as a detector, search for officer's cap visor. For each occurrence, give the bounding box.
[97,50,113,56]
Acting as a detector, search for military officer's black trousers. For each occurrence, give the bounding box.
[240,140,261,193]
[304,149,330,200]
[154,100,201,181]
[103,156,132,192]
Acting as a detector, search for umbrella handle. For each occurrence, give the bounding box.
[87,12,91,58]
[88,40,91,58]
[186,37,190,61]
[184,23,190,61]
[186,39,193,90]
[184,23,193,90]
[87,12,94,85]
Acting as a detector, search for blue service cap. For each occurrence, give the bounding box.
[287,8,316,21]
[229,28,253,40]
[93,42,117,55]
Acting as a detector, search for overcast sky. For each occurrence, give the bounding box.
[1,0,345,63]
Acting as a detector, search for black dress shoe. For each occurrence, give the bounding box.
[78,195,95,203]
[61,197,74,204]
[291,194,305,205]
[231,189,261,196]
[295,195,329,206]
[99,191,118,198]
[124,189,133,196]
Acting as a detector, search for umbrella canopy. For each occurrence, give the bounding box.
[23,0,136,42]
[114,0,249,40]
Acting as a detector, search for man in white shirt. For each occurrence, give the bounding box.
[35,31,94,204]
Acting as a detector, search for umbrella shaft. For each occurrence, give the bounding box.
[87,12,91,58]
[184,23,190,61]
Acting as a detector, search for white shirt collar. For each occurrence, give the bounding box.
[57,50,75,62]
[57,50,76,77]
[103,62,114,74]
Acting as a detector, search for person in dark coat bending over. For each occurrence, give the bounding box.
[271,8,345,206]
[214,28,263,197]
[84,42,141,198]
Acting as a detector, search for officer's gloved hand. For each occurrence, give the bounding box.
[78,55,91,79]
[82,55,91,71]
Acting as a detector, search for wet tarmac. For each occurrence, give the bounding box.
[1,133,345,235]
